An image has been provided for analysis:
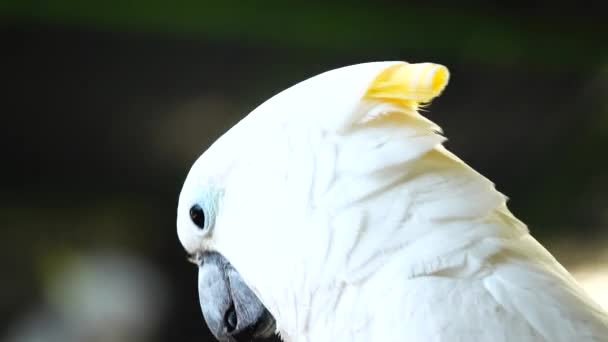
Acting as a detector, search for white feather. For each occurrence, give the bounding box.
[177,62,608,342]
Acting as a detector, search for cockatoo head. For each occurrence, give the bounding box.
[177,61,451,341]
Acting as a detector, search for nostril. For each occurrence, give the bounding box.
[224,303,238,333]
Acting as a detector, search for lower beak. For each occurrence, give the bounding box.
[198,252,275,341]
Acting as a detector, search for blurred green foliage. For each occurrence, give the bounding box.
[2,0,607,68]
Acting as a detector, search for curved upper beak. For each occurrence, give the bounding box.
[198,252,275,342]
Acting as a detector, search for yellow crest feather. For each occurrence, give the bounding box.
[365,62,449,107]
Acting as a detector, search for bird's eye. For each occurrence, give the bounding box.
[189,204,206,229]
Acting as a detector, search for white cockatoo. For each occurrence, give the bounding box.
[176,61,608,342]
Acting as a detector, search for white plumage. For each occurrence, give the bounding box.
[177,61,608,341]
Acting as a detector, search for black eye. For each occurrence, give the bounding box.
[189,204,206,229]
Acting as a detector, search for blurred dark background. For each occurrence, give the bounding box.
[1,1,607,341]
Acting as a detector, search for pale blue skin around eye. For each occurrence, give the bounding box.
[191,187,224,233]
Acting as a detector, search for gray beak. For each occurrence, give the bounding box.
[198,252,276,342]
